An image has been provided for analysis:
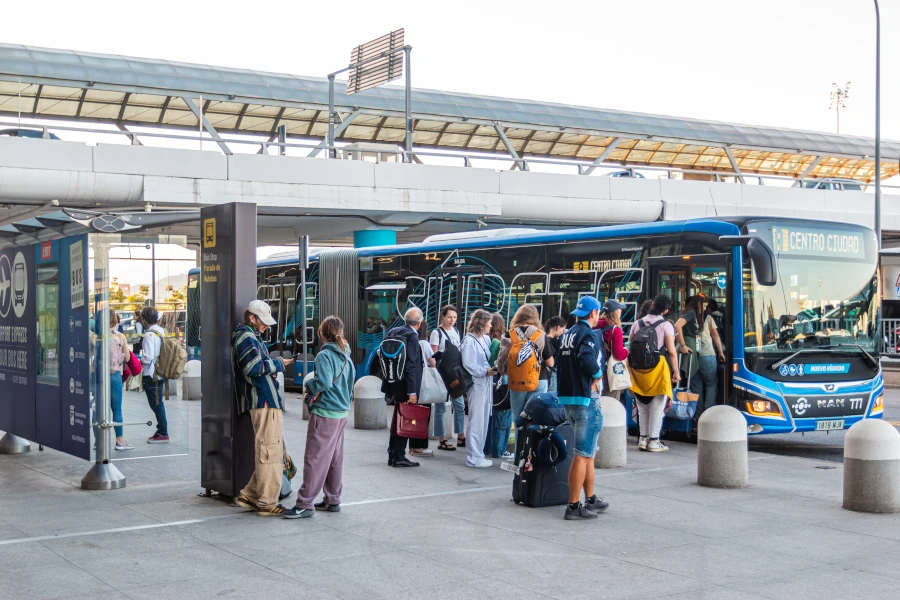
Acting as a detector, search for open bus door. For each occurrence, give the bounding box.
[257,277,297,382]
[647,253,733,412]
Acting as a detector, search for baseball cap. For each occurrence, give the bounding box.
[602,299,627,313]
[247,300,277,326]
[571,296,601,317]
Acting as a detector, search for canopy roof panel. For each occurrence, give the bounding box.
[0,43,897,181]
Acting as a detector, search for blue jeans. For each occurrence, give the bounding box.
[564,399,603,458]
[110,374,124,437]
[548,371,558,393]
[143,376,168,436]
[433,395,465,438]
[483,409,512,457]
[696,356,719,417]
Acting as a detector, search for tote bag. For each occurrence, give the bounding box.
[419,367,449,404]
[607,357,632,392]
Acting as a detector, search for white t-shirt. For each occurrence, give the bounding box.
[700,315,718,356]
[629,315,675,351]
[419,340,435,363]
[429,326,460,351]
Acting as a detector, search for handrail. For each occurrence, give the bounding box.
[0,118,896,189]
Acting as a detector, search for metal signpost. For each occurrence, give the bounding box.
[299,235,309,390]
[327,29,411,159]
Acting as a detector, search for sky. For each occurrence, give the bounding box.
[3,0,896,141]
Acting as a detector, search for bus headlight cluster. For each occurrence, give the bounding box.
[746,399,783,417]
[871,394,884,414]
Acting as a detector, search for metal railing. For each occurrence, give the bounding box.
[1,117,897,190]
[882,318,900,355]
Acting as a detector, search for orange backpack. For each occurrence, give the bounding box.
[507,328,544,392]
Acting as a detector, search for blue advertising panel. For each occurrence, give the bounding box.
[0,236,90,459]
[0,245,36,441]
[58,236,90,459]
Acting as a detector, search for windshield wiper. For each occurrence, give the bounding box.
[768,344,878,371]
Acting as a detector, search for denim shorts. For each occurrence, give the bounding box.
[564,400,603,458]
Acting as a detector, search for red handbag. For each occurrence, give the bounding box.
[396,403,430,439]
[123,350,143,382]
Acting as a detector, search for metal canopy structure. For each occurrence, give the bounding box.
[0,43,897,181]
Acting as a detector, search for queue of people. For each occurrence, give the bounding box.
[228,292,724,521]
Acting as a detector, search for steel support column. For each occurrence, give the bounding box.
[493,121,527,171]
[582,138,623,175]
[308,111,359,158]
[181,95,232,155]
[723,146,746,184]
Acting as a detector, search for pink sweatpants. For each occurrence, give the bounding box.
[294,414,348,509]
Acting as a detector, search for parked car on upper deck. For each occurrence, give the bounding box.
[796,178,863,191]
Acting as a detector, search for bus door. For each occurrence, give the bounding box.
[648,254,732,404]
[257,277,296,358]
[431,266,485,332]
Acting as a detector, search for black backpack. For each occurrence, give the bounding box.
[377,333,407,384]
[436,336,472,399]
[628,318,665,370]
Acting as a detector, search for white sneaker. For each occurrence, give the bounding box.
[499,451,514,460]
[115,442,134,451]
[638,436,648,451]
[468,459,494,468]
[410,449,434,457]
[647,439,669,452]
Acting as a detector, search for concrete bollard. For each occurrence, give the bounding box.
[697,405,747,488]
[353,376,387,430]
[183,360,201,400]
[596,396,626,468]
[302,372,314,420]
[843,419,900,513]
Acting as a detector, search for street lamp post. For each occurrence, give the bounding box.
[874,0,882,250]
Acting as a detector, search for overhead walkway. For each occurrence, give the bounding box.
[0,43,897,182]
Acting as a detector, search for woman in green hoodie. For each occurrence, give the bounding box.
[284,316,356,519]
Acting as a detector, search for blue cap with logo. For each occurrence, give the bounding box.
[602,299,627,313]
[571,296,602,317]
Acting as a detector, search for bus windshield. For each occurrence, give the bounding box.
[743,221,878,370]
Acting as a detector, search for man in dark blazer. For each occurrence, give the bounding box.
[382,307,425,468]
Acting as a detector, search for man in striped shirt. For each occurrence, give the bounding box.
[232,300,294,516]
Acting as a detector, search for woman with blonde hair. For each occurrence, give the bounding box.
[460,309,498,468]
[109,312,133,451]
[284,316,356,519]
[497,305,555,447]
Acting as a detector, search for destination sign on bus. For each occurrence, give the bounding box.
[772,226,865,259]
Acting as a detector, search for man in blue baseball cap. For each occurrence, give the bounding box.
[556,296,609,520]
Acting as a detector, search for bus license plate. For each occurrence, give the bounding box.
[816,420,844,431]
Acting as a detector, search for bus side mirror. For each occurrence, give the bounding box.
[719,235,777,287]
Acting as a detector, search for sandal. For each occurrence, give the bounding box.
[438,439,456,451]
[457,436,466,448]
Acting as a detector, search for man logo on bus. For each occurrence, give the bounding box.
[793,397,810,416]
[203,218,216,249]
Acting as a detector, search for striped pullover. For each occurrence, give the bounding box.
[232,325,285,413]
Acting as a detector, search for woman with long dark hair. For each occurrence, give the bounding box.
[284,316,356,519]
[485,313,512,459]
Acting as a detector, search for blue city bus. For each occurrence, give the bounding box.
[188,217,883,435]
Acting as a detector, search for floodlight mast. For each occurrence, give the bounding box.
[828,81,851,134]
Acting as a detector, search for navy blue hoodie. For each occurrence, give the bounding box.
[556,320,602,406]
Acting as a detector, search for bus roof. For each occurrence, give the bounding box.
[194,217,874,271]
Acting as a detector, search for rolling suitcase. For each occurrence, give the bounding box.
[509,422,574,507]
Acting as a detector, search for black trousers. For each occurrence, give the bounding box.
[388,404,430,455]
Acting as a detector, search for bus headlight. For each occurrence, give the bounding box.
[746,399,783,417]
[871,394,884,415]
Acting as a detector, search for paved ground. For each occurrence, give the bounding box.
[2,389,900,600]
